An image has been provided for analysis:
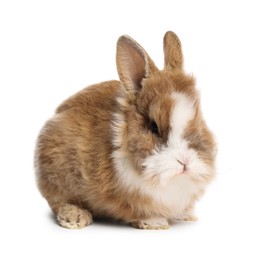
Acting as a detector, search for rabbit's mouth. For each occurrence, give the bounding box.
[141,143,214,187]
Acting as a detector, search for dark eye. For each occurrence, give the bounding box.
[150,121,159,136]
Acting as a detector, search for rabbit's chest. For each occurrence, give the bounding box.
[114,156,202,217]
[146,176,201,217]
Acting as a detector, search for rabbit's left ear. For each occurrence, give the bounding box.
[116,35,158,96]
[163,31,183,71]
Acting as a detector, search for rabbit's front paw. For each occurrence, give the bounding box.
[132,217,170,230]
[57,204,92,229]
[183,215,198,221]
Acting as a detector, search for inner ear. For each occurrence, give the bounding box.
[121,40,147,89]
[117,35,151,94]
[117,35,158,95]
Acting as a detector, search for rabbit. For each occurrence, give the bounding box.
[35,31,216,230]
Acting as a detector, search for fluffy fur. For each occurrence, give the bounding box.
[35,31,216,229]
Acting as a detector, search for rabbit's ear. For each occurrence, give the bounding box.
[163,31,183,71]
[117,35,158,95]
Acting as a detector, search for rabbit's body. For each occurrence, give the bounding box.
[35,32,216,229]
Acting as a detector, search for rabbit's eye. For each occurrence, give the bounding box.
[150,121,159,136]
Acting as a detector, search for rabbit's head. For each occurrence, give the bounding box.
[113,31,216,187]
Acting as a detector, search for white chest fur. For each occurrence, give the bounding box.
[112,153,202,218]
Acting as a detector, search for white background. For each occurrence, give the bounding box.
[1,0,252,259]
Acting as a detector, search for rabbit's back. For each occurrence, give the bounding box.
[35,80,120,210]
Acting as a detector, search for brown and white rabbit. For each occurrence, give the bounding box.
[35,31,216,229]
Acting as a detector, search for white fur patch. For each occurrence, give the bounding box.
[169,92,195,147]
[113,150,204,218]
[142,144,212,184]
[111,112,126,147]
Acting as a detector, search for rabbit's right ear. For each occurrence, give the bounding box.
[116,35,158,97]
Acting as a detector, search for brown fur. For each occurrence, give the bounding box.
[35,32,216,229]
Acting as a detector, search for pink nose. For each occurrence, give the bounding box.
[177,159,186,172]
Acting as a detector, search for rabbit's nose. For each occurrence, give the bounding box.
[177,159,186,172]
